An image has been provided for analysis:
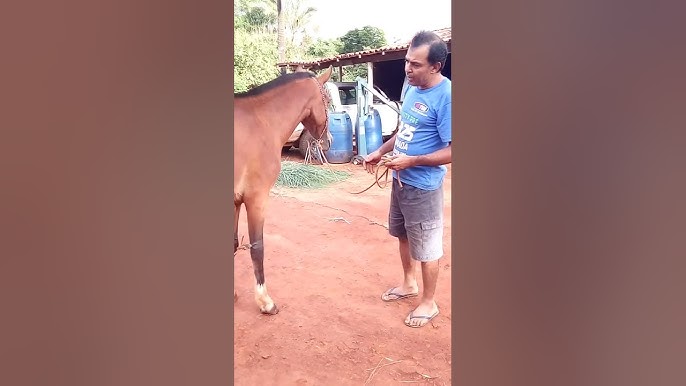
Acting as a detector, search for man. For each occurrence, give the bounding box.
[364,30,451,328]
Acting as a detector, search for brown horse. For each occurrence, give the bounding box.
[234,66,333,314]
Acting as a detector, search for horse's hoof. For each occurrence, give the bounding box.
[261,304,279,315]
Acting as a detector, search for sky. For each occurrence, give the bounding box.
[304,0,451,43]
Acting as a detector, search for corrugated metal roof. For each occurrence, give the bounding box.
[278,27,451,68]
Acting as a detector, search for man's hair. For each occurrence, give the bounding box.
[410,31,448,71]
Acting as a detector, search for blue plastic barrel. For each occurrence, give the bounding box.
[324,112,354,163]
[364,108,383,154]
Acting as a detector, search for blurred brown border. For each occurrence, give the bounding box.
[1,1,233,385]
[452,1,686,386]
[449,4,458,385]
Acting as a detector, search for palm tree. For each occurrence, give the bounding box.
[277,0,286,74]
[285,1,316,47]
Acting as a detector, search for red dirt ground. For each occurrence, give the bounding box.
[234,149,452,385]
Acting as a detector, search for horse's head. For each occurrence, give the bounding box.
[301,66,333,141]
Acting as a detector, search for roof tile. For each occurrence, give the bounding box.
[278,27,451,67]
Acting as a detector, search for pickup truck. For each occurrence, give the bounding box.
[285,81,401,156]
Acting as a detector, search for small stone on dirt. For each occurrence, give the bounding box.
[261,354,271,359]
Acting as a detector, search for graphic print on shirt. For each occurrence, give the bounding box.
[411,101,429,116]
[395,112,419,152]
[391,79,451,191]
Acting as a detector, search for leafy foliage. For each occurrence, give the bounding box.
[339,26,387,54]
[234,0,276,32]
[307,38,342,59]
[234,29,279,93]
[338,26,387,81]
[234,1,389,92]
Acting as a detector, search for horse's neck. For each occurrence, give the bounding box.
[254,83,314,143]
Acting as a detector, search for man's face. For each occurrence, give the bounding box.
[404,44,439,88]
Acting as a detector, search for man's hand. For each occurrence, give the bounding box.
[385,153,416,171]
[363,150,382,174]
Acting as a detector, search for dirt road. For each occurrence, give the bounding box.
[234,150,452,385]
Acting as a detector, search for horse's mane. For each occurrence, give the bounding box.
[235,72,315,98]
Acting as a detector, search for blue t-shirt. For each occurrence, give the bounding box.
[392,77,451,190]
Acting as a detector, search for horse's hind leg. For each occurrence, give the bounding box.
[245,197,278,315]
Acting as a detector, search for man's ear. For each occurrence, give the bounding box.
[432,62,443,73]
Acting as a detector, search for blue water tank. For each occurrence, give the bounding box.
[324,112,354,163]
[364,108,383,154]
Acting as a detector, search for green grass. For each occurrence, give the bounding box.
[275,161,351,189]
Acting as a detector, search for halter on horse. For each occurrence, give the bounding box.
[234,66,333,314]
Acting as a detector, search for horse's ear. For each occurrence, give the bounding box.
[317,65,333,84]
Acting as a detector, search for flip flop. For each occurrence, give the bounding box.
[381,287,419,302]
[404,309,440,328]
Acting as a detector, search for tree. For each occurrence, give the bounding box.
[234,29,279,93]
[277,0,285,73]
[306,38,342,60]
[338,26,387,82]
[284,0,317,48]
[235,0,276,32]
[237,0,392,90]
[234,0,282,91]
[280,0,320,65]
[339,26,387,54]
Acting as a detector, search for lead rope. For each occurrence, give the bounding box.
[304,76,331,165]
[304,141,329,165]
[350,95,404,193]
[349,155,402,194]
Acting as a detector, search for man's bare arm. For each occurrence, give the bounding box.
[386,143,451,170]
[412,143,451,166]
[376,133,397,156]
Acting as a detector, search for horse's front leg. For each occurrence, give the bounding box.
[234,202,241,303]
[245,199,278,315]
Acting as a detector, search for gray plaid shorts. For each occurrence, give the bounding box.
[388,178,444,262]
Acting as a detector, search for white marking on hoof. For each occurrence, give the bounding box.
[255,284,277,314]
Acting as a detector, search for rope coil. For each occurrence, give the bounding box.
[304,138,329,165]
[350,155,402,194]
[303,75,333,166]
